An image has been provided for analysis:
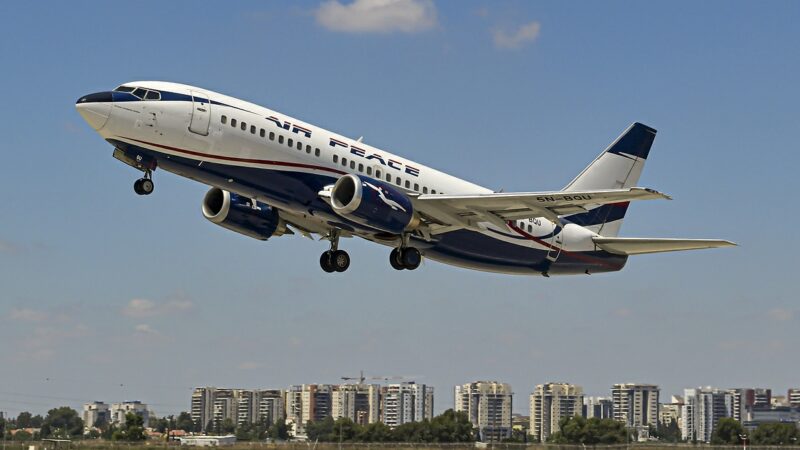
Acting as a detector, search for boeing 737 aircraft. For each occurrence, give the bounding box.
[76,82,734,275]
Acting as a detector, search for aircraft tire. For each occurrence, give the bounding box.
[389,248,405,270]
[320,251,336,273]
[332,250,350,272]
[401,247,421,270]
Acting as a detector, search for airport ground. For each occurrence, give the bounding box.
[4,443,800,450]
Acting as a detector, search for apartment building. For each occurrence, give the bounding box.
[681,387,734,443]
[611,383,660,429]
[455,381,513,442]
[381,382,434,428]
[530,383,583,442]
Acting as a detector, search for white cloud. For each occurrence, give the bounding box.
[315,0,437,34]
[122,298,193,318]
[493,21,541,49]
[767,307,794,322]
[134,324,159,335]
[9,308,48,322]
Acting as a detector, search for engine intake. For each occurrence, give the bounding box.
[202,188,286,240]
[330,174,417,234]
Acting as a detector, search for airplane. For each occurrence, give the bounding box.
[76,81,734,276]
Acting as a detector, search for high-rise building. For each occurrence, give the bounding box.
[82,402,110,430]
[285,384,334,435]
[455,381,513,442]
[332,384,381,425]
[381,382,433,428]
[681,387,734,443]
[611,384,660,430]
[110,401,149,428]
[530,383,583,442]
[583,397,614,420]
[788,389,800,408]
[728,388,772,422]
[192,387,285,432]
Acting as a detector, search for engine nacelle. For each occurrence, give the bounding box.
[330,174,418,234]
[202,188,286,240]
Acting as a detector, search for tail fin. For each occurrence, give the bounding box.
[561,122,657,236]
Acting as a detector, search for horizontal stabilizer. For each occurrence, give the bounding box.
[593,237,736,255]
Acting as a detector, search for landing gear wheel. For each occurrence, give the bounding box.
[139,178,154,195]
[400,247,421,270]
[133,179,144,195]
[331,250,350,272]
[390,248,405,271]
[320,251,336,273]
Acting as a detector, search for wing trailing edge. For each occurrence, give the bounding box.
[592,237,737,255]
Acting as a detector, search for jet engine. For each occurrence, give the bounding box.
[330,174,418,234]
[202,188,287,240]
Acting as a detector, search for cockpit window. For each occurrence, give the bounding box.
[132,88,147,99]
[114,86,135,93]
[145,90,161,100]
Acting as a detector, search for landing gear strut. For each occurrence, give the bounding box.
[390,247,421,271]
[133,170,154,196]
[320,230,350,273]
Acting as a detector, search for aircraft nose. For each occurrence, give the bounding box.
[76,91,113,130]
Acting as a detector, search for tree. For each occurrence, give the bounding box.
[751,423,800,445]
[41,406,84,438]
[356,422,392,442]
[112,412,146,441]
[651,420,682,442]
[176,412,195,432]
[13,430,33,441]
[16,412,33,428]
[306,417,335,441]
[549,416,628,444]
[428,409,474,442]
[220,418,236,434]
[267,420,289,441]
[711,418,744,444]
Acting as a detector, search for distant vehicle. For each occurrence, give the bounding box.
[76,82,734,275]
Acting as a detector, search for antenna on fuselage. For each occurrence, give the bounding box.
[356,136,364,143]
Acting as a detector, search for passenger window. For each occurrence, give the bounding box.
[342,157,347,166]
[315,148,320,156]
[366,167,372,175]
[385,173,391,182]
[288,138,293,147]
[375,169,381,178]
[278,135,284,144]
[431,190,437,194]
[145,90,160,100]
[260,128,265,137]
[350,161,355,169]
[221,115,227,124]
[358,163,364,172]
[396,177,401,185]
[414,183,419,191]
[250,125,256,134]
[307,146,312,154]
[423,187,428,194]
[269,132,275,141]
[528,224,533,232]
[231,119,237,127]
[297,141,302,150]
[241,122,247,131]
[333,155,339,163]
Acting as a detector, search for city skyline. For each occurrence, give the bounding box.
[2,0,799,423]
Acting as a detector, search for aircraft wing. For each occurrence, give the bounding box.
[592,237,737,255]
[412,187,670,233]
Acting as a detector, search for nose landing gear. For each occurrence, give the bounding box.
[320,229,350,273]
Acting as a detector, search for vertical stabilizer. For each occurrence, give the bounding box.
[562,123,656,236]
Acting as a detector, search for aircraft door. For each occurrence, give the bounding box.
[546,224,563,262]
[189,90,211,136]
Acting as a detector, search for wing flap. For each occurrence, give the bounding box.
[592,237,737,255]
[413,187,669,230]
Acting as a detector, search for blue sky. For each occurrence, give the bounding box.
[1,0,799,417]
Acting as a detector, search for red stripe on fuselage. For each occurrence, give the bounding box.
[506,222,618,269]
[120,137,347,176]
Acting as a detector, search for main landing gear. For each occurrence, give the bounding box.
[320,230,350,273]
[133,171,154,196]
[390,247,421,271]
